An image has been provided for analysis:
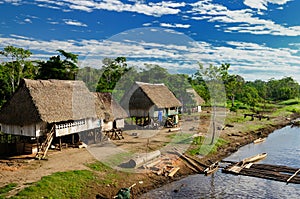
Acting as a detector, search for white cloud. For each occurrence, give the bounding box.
[24,18,32,23]
[4,0,21,5]
[63,19,87,27]
[160,23,190,28]
[1,33,300,82]
[190,0,300,36]
[243,0,292,10]
[31,0,184,17]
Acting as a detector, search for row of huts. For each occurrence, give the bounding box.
[0,79,204,155]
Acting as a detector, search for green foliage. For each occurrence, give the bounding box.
[96,57,131,93]
[278,98,300,105]
[14,170,94,199]
[0,46,35,106]
[37,49,78,80]
[76,66,104,91]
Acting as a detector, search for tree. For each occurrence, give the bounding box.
[37,49,78,80]
[96,57,131,93]
[0,45,32,93]
[240,85,260,111]
[225,74,245,107]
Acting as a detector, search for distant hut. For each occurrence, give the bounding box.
[0,79,101,156]
[120,82,182,127]
[186,88,205,113]
[94,92,128,132]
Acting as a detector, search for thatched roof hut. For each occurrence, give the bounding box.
[120,82,181,117]
[93,92,128,121]
[186,88,205,105]
[0,79,97,126]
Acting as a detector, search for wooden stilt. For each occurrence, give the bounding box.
[59,137,62,151]
[72,134,74,145]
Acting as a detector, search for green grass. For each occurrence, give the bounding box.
[188,138,228,156]
[167,133,193,144]
[0,183,18,199]
[12,170,95,199]
[87,161,122,186]
[86,161,111,172]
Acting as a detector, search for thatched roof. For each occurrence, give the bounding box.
[136,82,182,108]
[94,92,128,121]
[121,82,182,110]
[0,79,97,125]
[186,88,205,105]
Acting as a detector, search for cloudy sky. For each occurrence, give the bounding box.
[0,0,300,82]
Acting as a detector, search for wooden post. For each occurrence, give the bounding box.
[36,136,39,153]
[72,134,74,145]
[59,137,62,151]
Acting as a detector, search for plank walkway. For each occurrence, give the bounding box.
[222,161,300,184]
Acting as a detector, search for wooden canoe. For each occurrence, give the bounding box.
[204,162,219,176]
[242,153,267,164]
[253,138,266,144]
[226,153,267,173]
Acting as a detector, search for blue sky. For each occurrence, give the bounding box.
[0,0,300,82]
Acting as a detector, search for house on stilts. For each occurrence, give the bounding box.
[94,92,128,139]
[0,79,101,158]
[120,82,182,128]
[185,88,205,113]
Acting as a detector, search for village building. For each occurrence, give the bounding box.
[185,88,205,113]
[94,92,128,138]
[0,79,101,157]
[120,82,182,127]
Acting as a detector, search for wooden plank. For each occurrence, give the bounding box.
[287,169,300,184]
[168,167,180,177]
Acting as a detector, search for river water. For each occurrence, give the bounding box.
[141,126,300,199]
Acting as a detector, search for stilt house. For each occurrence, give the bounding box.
[186,88,205,113]
[0,79,101,156]
[120,82,182,126]
[94,92,128,132]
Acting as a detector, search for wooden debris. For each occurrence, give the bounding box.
[168,167,180,177]
[173,149,206,173]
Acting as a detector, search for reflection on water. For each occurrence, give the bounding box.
[141,126,300,199]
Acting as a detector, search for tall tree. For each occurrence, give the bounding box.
[96,57,131,93]
[38,49,78,80]
[0,45,32,93]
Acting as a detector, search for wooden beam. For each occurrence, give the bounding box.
[287,169,300,184]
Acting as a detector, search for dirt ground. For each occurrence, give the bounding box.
[0,110,294,198]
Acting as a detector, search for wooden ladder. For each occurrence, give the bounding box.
[36,126,55,160]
